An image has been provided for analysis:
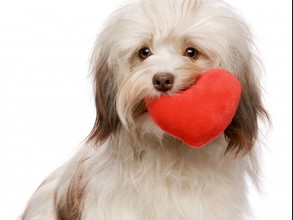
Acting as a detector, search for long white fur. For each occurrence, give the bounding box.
[21,0,264,219]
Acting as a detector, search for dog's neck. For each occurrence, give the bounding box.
[103,126,231,165]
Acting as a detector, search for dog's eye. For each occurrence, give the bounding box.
[139,47,152,59]
[184,47,199,59]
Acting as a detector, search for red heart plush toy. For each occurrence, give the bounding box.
[145,69,241,148]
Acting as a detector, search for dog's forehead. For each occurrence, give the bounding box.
[109,0,205,47]
[99,0,245,62]
[141,0,201,32]
[121,0,225,39]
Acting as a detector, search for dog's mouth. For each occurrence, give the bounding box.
[133,100,148,120]
[131,76,199,124]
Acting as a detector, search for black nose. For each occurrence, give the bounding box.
[152,73,174,92]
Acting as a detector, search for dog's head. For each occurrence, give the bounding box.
[87,0,268,154]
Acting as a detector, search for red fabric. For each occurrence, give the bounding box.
[145,69,241,148]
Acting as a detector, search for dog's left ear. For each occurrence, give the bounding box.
[224,56,269,155]
[86,43,120,145]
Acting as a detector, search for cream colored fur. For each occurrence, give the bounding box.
[21,0,267,219]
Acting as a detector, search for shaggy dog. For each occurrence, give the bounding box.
[21,0,268,219]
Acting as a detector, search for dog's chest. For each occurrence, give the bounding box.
[82,151,247,220]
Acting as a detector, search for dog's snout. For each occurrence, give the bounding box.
[152,73,174,92]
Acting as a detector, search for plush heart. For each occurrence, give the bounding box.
[145,69,241,148]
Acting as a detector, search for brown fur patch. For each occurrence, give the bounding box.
[224,61,269,155]
[86,51,121,145]
[56,164,87,220]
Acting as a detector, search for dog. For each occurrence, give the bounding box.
[21,0,268,219]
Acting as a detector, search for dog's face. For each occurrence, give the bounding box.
[87,0,267,154]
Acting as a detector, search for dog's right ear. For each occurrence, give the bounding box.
[86,43,120,145]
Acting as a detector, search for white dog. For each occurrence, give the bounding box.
[21,0,268,219]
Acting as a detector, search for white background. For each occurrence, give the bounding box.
[0,0,291,219]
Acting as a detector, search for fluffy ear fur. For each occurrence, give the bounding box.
[224,48,268,155]
[86,43,121,145]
